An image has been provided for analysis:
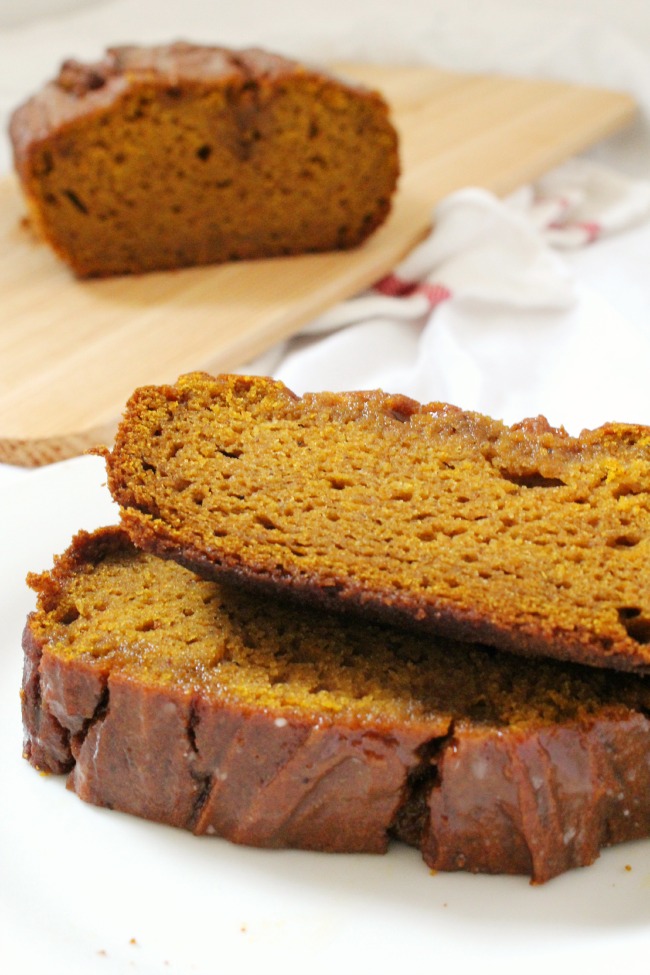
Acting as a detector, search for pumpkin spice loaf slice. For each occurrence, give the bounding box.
[104,372,650,674]
[23,526,650,883]
[10,42,399,277]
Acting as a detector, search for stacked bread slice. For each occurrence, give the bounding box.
[22,373,650,883]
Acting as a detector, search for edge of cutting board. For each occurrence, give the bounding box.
[0,63,637,465]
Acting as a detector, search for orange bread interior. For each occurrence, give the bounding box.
[105,372,650,673]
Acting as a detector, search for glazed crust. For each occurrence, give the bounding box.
[21,527,650,883]
[24,626,431,852]
[23,596,650,882]
[105,372,650,674]
[422,711,650,879]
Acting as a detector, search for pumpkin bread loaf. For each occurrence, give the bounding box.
[104,372,650,674]
[22,527,650,883]
[10,42,399,277]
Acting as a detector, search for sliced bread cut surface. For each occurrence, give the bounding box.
[23,526,650,882]
[10,43,399,276]
[105,372,650,673]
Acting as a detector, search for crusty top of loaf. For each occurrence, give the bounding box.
[10,41,382,166]
[103,372,650,674]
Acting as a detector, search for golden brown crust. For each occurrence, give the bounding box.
[22,527,650,882]
[10,43,326,153]
[104,372,650,674]
[10,42,399,277]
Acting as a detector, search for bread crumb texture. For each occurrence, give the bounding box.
[29,527,650,728]
[9,43,399,276]
[106,372,650,672]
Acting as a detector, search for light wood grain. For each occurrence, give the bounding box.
[0,63,636,465]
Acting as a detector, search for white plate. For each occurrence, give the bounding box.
[2,456,650,975]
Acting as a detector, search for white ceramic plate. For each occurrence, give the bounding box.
[2,456,650,975]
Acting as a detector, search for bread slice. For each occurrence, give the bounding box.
[103,372,650,673]
[23,526,650,883]
[10,43,399,277]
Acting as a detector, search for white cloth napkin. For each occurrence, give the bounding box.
[245,158,650,435]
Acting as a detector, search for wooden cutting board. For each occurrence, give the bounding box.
[0,63,636,466]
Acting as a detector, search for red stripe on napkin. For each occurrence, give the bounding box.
[577,220,601,243]
[375,274,452,306]
[548,218,602,243]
